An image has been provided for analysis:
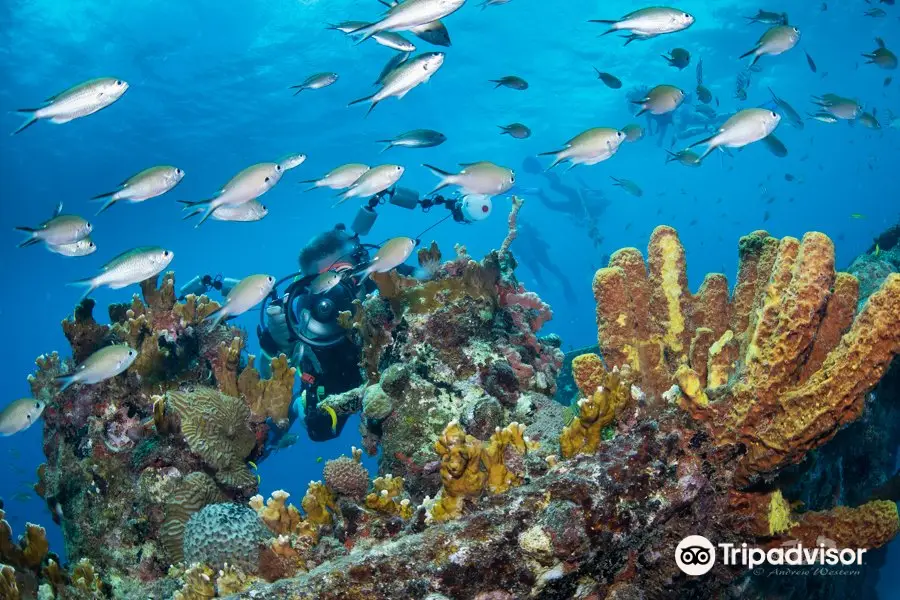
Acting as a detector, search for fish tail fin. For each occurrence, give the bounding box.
[635,108,647,117]
[489,80,503,88]
[423,164,453,193]
[95,197,118,215]
[55,374,77,393]
[290,85,305,96]
[348,93,375,107]
[589,20,617,37]
[203,306,226,329]
[748,54,761,68]
[14,227,39,248]
[181,208,202,221]
[664,150,678,163]
[302,185,319,193]
[610,176,622,185]
[687,133,716,150]
[739,47,757,60]
[376,140,393,153]
[11,109,39,135]
[178,198,212,208]
[90,189,117,200]
[536,152,565,172]
[348,22,378,43]
[622,34,639,46]
[497,125,510,135]
[192,205,218,228]
[67,277,98,301]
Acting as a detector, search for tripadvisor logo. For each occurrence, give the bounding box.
[676,535,716,576]
[675,535,868,576]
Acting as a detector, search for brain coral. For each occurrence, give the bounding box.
[164,387,257,489]
[160,471,225,564]
[182,503,272,572]
[323,455,370,500]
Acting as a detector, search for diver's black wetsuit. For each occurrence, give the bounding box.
[516,221,578,305]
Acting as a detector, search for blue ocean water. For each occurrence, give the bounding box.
[0,0,897,592]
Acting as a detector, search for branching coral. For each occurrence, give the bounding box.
[174,294,221,326]
[237,353,296,428]
[0,510,50,571]
[589,226,900,482]
[365,474,413,519]
[429,421,486,522]
[482,422,538,494]
[61,299,109,363]
[71,558,103,594]
[301,482,335,527]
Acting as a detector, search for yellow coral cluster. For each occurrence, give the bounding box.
[71,558,103,593]
[249,490,319,541]
[559,365,630,459]
[301,482,336,527]
[173,563,215,600]
[429,421,538,522]
[365,475,413,518]
[588,226,900,481]
[1,509,50,572]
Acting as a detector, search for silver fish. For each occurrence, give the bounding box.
[56,345,138,392]
[47,237,97,257]
[205,274,276,329]
[372,32,417,52]
[301,164,370,192]
[0,399,45,436]
[92,165,185,214]
[72,246,174,300]
[310,271,343,295]
[349,52,445,116]
[13,77,129,135]
[540,128,626,170]
[591,7,695,45]
[740,25,800,67]
[16,203,92,248]
[378,129,447,152]
[290,73,339,96]
[633,84,684,116]
[336,164,405,204]
[687,108,781,160]
[278,153,307,170]
[181,162,283,226]
[350,0,466,42]
[355,237,417,279]
[376,52,412,85]
[181,200,268,223]
[425,161,515,196]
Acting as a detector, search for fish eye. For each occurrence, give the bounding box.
[268,276,275,282]
[175,168,182,175]
[34,402,40,409]
[771,111,778,118]
[684,12,691,18]
[793,27,799,32]
[89,242,95,248]
[115,80,124,86]
[164,250,170,256]
[86,222,92,228]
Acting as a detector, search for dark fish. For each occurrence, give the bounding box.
[696,84,712,104]
[695,105,716,119]
[763,210,771,222]
[805,51,817,73]
[490,75,528,90]
[498,123,531,139]
[864,8,886,17]
[784,173,795,181]
[662,48,691,69]
[735,70,752,100]
[762,134,788,157]
[885,77,893,87]
[768,87,804,129]
[745,10,789,25]
[410,20,452,47]
[696,58,704,84]
[594,68,622,89]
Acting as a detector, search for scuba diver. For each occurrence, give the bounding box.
[515,220,578,305]
[179,186,494,445]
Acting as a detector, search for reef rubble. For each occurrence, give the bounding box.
[3,211,899,600]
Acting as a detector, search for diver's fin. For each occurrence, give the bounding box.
[11,109,39,136]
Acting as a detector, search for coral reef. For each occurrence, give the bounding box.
[12,216,899,599]
[27,272,300,589]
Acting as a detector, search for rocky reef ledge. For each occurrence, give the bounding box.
[2,208,899,600]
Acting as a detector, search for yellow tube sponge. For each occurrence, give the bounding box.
[238,354,297,428]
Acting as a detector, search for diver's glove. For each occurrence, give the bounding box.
[266,303,292,349]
